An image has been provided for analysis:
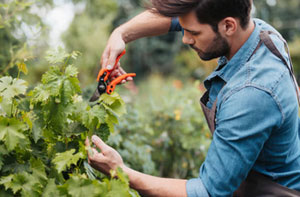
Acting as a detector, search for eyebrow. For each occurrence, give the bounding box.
[183,28,200,34]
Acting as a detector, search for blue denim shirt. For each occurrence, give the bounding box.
[170,18,300,196]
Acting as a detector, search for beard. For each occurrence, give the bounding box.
[190,33,230,61]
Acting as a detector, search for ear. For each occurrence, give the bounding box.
[218,17,237,37]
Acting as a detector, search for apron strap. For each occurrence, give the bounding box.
[260,31,300,105]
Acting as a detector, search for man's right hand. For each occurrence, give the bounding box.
[101,29,133,84]
[99,10,172,84]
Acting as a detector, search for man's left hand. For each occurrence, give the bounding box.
[85,135,124,175]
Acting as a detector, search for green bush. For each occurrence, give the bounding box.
[0,49,139,197]
[110,75,211,179]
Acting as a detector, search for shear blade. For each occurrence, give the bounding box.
[89,88,100,102]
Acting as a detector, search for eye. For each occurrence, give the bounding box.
[191,32,199,36]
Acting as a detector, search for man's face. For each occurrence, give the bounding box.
[179,11,230,61]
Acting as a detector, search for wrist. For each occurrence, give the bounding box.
[114,26,130,44]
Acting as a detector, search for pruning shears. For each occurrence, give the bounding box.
[89,49,136,102]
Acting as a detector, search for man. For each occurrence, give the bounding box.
[86,0,300,196]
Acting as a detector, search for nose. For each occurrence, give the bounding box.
[182,32,195,45]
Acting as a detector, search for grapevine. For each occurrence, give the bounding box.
[0,48,139,197]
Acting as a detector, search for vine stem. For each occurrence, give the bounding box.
[63,55,71,71]
[10,98,14,118]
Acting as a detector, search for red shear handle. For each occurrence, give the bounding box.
[106,73,136,94]
[97,49,126,82]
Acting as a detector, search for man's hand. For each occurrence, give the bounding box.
[101,29,133,84]
[86,135,188,197]
[86,135,124,175]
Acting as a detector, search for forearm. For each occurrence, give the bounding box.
[121,165,187,197]
[116,10,172,43]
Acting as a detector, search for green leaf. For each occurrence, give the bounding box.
[0,76,28,100]
[52,149,85,173]
[0,156,3,170]
[82,105,106,130]
[30,157,47,181]
[116,167,129,185]
[100,92,123,106]
[3,172,42,196]
[70,51,81,60]
[43,179,60,197]
[0,117,27,151]
[0,97,12,116]
[31,84,50,104]
[65,65,78,77]
[64,176,104,197]
[94,123,110,142]
[106,179,131,197]
[41,66,61,84]
[32,119,43,143]
[45,47,69,64]
[0,175,14,192]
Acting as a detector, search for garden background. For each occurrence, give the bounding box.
[1,0,300,196]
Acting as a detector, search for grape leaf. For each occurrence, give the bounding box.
[45,47,69,64]
[43,179,60,197]
[0,117,27,151]
[106,179,131,197]
[94,123,110,142]
[52,149,85,173]
[0,76,27,100]
[82,105,106,130]
[0,175,14,193]
[65,65,78,77]
[30,157,47,181]
[64,176,106,197]
[41,66,61,84]
[31,84,50,104]
[0,97,12,116]
[100,92,124,106]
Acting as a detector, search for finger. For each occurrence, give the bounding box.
[85,137,90,147]
[110,69,121,78]
[90,148,107,163]
[109,63,121,76]
[92,135,110,152]
[126,77,133,81]
[106,51,120,71]
[119,66,127,75]
[101,47,110,68]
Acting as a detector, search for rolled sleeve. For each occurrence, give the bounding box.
[186,178,209,197]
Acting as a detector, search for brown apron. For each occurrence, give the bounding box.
[200,31,300,197]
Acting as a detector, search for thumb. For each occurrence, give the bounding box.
[92,135,109,152]
[106,52,119,71]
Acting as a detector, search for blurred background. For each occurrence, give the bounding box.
[1,0,300,179]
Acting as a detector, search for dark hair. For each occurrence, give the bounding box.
[150,0,252,32]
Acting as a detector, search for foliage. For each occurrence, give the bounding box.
[108,75,211,179]
[0,0,42,76]
[0,48,139,196]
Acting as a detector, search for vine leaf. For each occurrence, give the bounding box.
[45,47,69,64]
[0,76,27,100]
[42,179,60,197]
[0,117,27,151]
[66,176,106,197]
[52,149,85,173]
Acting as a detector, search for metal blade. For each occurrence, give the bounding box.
[89,88,100,102]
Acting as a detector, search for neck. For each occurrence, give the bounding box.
[226,19,255,60]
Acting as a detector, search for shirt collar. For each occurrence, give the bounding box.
[204,19,262,89]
